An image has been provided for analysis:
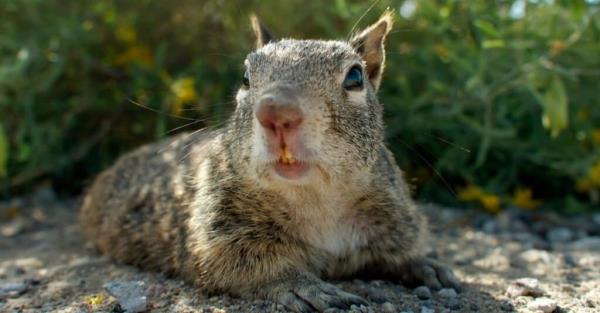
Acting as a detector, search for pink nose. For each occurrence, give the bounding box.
[256,97,304,133]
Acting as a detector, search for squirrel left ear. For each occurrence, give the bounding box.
[350,9,394,90]
[250,14,276,49]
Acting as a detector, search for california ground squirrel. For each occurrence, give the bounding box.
[80,11,460,312]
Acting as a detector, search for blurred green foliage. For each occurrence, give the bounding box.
[1,0,599,212]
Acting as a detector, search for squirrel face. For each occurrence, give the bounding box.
[227,12,394,189]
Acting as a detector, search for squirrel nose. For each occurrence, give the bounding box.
[256,97,304,133]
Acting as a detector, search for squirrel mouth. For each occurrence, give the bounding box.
[273,146,310,180]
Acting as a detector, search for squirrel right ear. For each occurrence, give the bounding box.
[350,9,394,90]
[250,14,276,48]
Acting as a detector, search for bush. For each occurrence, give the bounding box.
[1,0,599,213]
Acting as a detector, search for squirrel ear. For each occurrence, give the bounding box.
[250,14,276,48]
[350,9,394,90]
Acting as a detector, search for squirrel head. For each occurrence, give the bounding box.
[225,11,394,190]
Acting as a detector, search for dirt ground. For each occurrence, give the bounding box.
[1,189,599,313]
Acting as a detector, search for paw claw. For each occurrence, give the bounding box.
[400,258,461,291]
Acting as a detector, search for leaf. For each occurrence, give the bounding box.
[0,123,8,178]
[541,75,569,138]
[474,19,500,37]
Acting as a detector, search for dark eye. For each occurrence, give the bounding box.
[343,65,363,90]
[243,70,250,88]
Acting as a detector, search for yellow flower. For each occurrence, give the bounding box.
[592,129,600,145]
[458,184,503,213]
[457,184,485,201]
[550,40,567,56]
[434,44,449,61]
[170,77,198,114]
[479,195,501,214]
[84,293,106,308]
[114,45,153,67]
[512,188,542,210]
[116,25,137,43]
[577,160,600,192]
[576,108,589,121]
[576,177,593,192]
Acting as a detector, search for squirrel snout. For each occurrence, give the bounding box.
[256,97,304,134]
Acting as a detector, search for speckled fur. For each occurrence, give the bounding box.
[80,11,460,312]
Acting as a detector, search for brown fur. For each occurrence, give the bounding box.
[80,11,460,312]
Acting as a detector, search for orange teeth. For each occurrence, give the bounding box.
[279,146,297,165]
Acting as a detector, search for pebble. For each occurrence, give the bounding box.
[571,237,600,251]
[415,286,432,300]
[438,288,457,299]
[563,253,577,267]
[420,307,435,313]
[593,213,600,225]
[527,297,557,313]
[500,300,514,311]
[381,302,396,313]
[366,286,393,303]
[546,227,574,243]
[349,304,371,313]
[506,278,543,298]
[103,281,148,313]
[582,288,600,307]
[0,282,28,299]
[446,297,461,310]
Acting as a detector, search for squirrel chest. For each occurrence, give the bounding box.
[286,195,370,256]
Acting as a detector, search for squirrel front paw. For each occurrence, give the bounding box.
[257,275,368,312]
[398,257,462,292]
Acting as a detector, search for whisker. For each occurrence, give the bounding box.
[165,119,206,135]
[127,98,200,121]
[346,0,382,41]
[426,134,471,153]
[397,139,457,197]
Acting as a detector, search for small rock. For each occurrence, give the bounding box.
[420,306,435,313]
[0,218,27,237]
[469,302,479,311]
[0,282,28,299]
[103,281,148,313]
[582,288,600,307]
[421,299,434,308]
[500,300,513,311]
[506,278,543,298]
[381,302,395,313]
[481,219,498,233]
[563,254,577,267]
[366,286,393,303]
[547,227,574,243]
[415,286,432,300]
[446,297,461,310]
[528,297,557,313]
[438,288,457,299]
[571,237,600,251]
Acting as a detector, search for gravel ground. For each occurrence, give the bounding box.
[1,188,599,313]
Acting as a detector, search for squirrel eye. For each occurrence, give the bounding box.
[243,70,250,88]
[343,65,363,91]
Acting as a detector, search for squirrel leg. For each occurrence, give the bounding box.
[250,271,368,312]
[394,257,462,292]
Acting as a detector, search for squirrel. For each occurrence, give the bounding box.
[80,10,460,312]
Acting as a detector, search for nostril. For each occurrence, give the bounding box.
[256,100,303,132]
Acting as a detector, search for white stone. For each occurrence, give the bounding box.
[528,297,557,313]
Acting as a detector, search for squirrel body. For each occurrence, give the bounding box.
[80,11,460,312]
